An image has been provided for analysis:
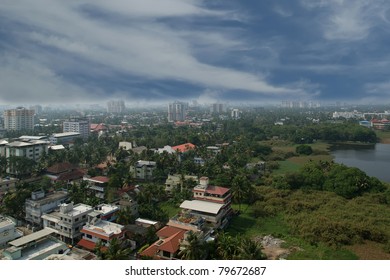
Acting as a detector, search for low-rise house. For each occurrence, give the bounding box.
[139,226,187,260]
[93,203,120,222]
[25,190,69,227]
[0,139,8,156]
[77,214,125,252]
[172,143,196,153]
[118,191,139,218]
[42,202,93,243]
[0,215,23,248]
[2,228,67,260]
[156,145,176,154]
[165,174,198,194]
[135,218,161,230]
[45,162,85,184]
[0,177,18,193]
[130,160,156,180]
[118,141,132,151]
[83,176,109,199]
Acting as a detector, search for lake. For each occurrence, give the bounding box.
[331,143,390,183]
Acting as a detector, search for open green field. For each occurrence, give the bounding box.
[226,203,360,260]
[159,201,181,217]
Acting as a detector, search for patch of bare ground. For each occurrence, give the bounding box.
[347,241,390,260]
[256,235,302,260]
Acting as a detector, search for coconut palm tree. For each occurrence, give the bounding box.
[238,238,266,260]
[179,231,206,260]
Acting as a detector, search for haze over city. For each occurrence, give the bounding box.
[1,0,390,106]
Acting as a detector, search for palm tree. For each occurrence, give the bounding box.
[216,232,240,260]
[238,238,266,260]
[179,231,206,260]
[95,237,132,260]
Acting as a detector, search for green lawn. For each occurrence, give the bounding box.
[159,201,181,217]
[227,204,290,238]
[273,160,301,175]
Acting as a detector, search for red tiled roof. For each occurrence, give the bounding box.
[56,169,85,182]
[157,226,184,238]
[46,162,74,174]
[77,239,107,252]
[205,185,230,196]
[172,143,196,153]
[90,123,107,131]
[140,226,186,258]
[140,244,159,257]
[158,230,185,253]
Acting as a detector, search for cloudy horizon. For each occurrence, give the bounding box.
[1,0,390,105]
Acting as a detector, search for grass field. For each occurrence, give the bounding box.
[159,201,181,217]
[226,204,360,260]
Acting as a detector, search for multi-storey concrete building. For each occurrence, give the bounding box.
[41,202,93,243]
[168,101,188,122]
[77,214,125,252]
[107,100,125,113]
[5,140,49,175]
[25,190,69,227]
[180,177,232,229]
[130,160,156,180]
[3,107,34,131]
[63,118,90,140]
[49,132,81,145]
[0,215,23,248]
[2,228,67,260]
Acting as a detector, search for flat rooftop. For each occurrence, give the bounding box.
[180,200,224,215]
[26,191,68,205]
[0,215,15,228]
[82,220,123,238]
[9,228,56,247]
[95,204,119,215]
[64,204,93,217]
[52,132,81,137]
[18,237,66,260]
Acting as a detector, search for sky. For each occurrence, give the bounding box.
[1,0,390,106]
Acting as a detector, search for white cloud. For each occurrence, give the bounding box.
[0,54,99,104]
[0,0,315,104]
[301,0,389,41]
[273,5,293,17]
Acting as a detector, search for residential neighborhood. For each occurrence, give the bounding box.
[0,102,390,261]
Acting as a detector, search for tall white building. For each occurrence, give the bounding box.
[211,103,225,114]
[3,107,34,131]
[63,118,90,140]
[107,100,125,113]
[231,109,240,119]
[168,101,188,122]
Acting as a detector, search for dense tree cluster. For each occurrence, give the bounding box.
[272,161,386,199]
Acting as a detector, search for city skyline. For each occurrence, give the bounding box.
[1,1,390,105]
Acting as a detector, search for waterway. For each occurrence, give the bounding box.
[331,143,390,183]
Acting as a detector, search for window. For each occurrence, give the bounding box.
[86,234,92,239]
[82,215,86,219]
[75,218,79,222]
